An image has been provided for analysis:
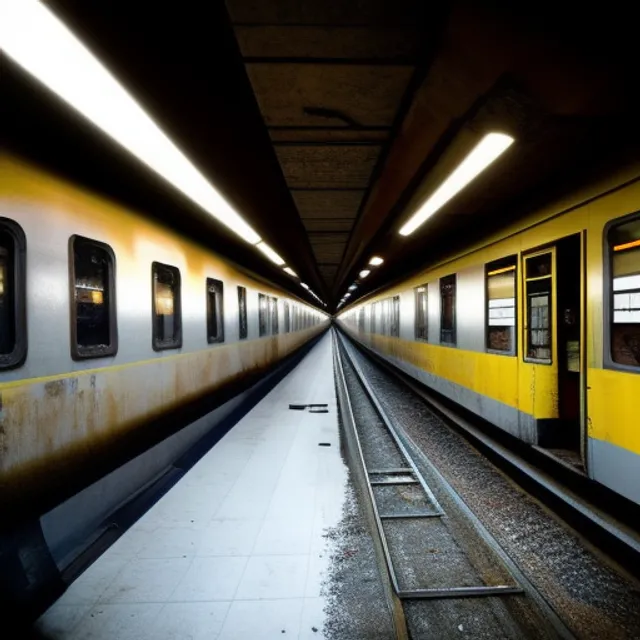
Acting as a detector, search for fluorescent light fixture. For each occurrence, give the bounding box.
[283,267,298,277]
[344,293,351,298]
[348,285,357,291]
[359,269,371,278]
[300,283,310,290]
[399,132,514,237]
[256,241,285,265]
[0,0,262,245]
[369,256,384,266]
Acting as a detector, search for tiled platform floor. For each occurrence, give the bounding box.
[37,333,348,639]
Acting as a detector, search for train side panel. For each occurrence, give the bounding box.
[0,155,329,509]
[339,167,640,505]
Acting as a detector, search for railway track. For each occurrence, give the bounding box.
[337,331,640,579]
[332,329,577,639]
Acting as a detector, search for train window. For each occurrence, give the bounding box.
[440,274,456,345]
[237,286,248,339]
[70,236,117,360]
[415,285,428,340]
[524,251,552,363]
[380,299,389,335]
[486,259,517,354]
[371,302,378,334]
[258,293,268,337]
[284,301,290,333]
[391,296,400,337]
[358,308,365,331]
[0,219,26,369]
[152,262,182,350]
[608,217,640,368]
[206,278,224,344]
[270,297,279,335]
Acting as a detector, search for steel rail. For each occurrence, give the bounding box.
[336,331,577,638]
[334,331,532,603]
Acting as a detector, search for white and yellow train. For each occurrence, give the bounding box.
[339,160,640,508]
[0,154,328,591]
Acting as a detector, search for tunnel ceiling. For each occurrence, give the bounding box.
[226,0,437,292]
[227,0,640,307]
[5,2,638,311]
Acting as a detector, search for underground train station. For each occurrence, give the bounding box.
[1,1,640,638]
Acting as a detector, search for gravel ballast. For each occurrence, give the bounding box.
[342,336,640,639]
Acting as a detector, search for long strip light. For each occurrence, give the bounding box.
[399,132,515,237]
[0,0,264,245]
[359,269,371,278]
[256,241,285,266]
[283,267,298,277]
[369,256,384,266]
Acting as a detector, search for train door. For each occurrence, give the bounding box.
[523,233,584,463]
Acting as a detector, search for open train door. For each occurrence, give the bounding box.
[522,232,586,470]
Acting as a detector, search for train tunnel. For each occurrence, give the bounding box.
[2,1,640,637]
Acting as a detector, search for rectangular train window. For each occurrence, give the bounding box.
[258,293,268,337]
[440,274,456,345]
[0,218,26,369]
[358,308,365,331]
[206,278,224,344]
[380,299,389,336]
[152,262,182,350]
[486,258,517,354]
[609,216,640,368]
[523,251,553,363]
[238,286,248,339]
[284,301,290,333]
[270,296,279,335]
[70,235,117,359]
[391,296,400,337]
[371,302,377,334]
[415,285,428,340]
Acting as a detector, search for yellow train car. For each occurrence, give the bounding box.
[339,161,640,507]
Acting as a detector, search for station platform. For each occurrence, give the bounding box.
[36,333,348,639]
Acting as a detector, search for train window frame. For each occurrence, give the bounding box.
[283,300,290,333]
[151,261,182,351]
[391,295,400,338]
[271,296,279,335]
[238,286,248,340]
[69,235,118,361]
[414,284,428,341]
[604,211,640,373]
[206,277,224,344]
[0,218,27,370]
[522,249,554,365]
[440,274,457,346]
[258,293,268,336]
[485,257,517,356]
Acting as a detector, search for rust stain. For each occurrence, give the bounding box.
[0,327,326,493]
[44,379,66,398]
